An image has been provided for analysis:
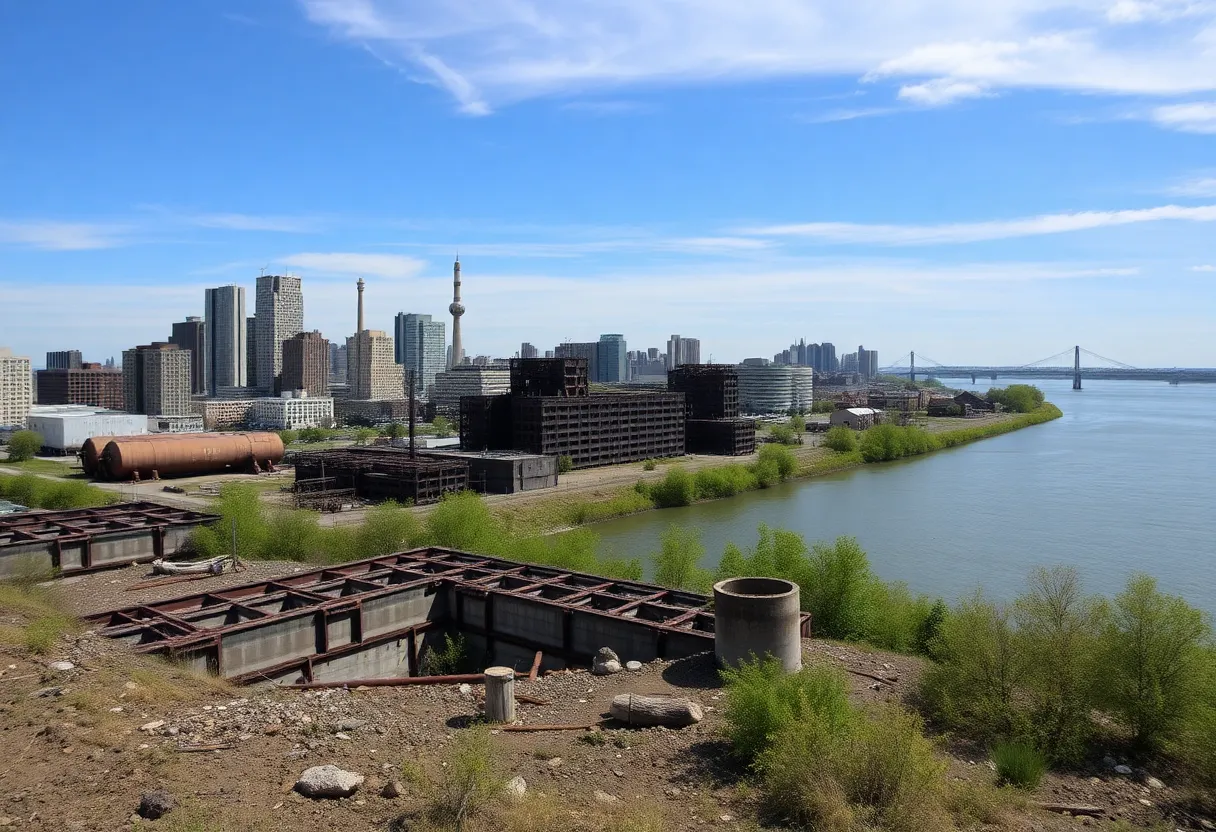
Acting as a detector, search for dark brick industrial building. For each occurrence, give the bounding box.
[282,331,330,397]
[36,363,125,410]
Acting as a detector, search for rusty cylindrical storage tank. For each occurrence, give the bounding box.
[713,577,803,673]
[100,432,285,481]
[82,433,192,477]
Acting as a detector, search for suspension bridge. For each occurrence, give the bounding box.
[879,347,1216,387]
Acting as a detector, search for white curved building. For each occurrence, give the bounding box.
[736,365,814,415]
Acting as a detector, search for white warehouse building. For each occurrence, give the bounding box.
[736,365,814,415]
[27,405,147,453]
[252,395,334,430]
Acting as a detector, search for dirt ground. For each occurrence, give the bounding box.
[0,556,1203,832]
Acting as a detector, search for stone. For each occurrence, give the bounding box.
[47,661,75,672]
[547,757,563,768]
[29,687,62,698]
[381,781,403,799]
[1138,798,1153,807]
[137,790,175,820]
[458,683,473,695]
[338,719,366,731]
[1103,756,1118,769]
[140,720,165,732]
[505,776,527,799]
[295,765,364,799]
[625,661,643,672]
[594,790,620,804]
[595,647,620,664]
[593,660,622,676]
[334,732,351,741]
[1145,777,1165,790]
[1114,765,1133,776]
[720,815,734,822]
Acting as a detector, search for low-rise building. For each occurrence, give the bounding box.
[193,398,256,429]
[251,394,334,430]
[26,405,147,453]
[829,407,879,430]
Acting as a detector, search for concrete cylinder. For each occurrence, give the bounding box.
[713,577,802,672]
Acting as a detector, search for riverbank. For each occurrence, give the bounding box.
[492,403,1063,535]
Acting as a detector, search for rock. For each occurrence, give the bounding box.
[458,683,473,695]
[338,719,366,732]
[264,725,282,736]
[593,790,620,804]
[381,781,403,799]
[29,686,62,698]
[720,815,734,822]
[1138,798,1152,807]
[295,765,364,799]
[625,661,643,672]
[505,776,527,799]
[140,720,166,732]
[137,790,175,820]
[595,647,620,664]
[1103,756,1118,769]
[547,757,563,768]
[334,732,351,741]
[47,661,75,672]
[593,659,622,676]
[1114,765,1133,776]
[1145,776,1165,790]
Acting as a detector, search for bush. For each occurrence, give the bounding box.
[641,459,657,471]
[769,424,799,445]
[823,426,857,453]
[298,427,328,442]
[1095,574,1212,752]
[354,427,378,445]
[720,658,853,764]
[859,424,940,463]
[557,454,573,474]
[0,473,116,509]
[804,536,875,641]
[652,525,712,592]
[417,725,506,829]
[992,741,1047,789]
[355,501,422,557]
[647,467,695,508]
[693,464,755,499]
[790,414,806,432]
[420,632,470,676]
[432,415,453,438]
[277,429,298,446]
[758,443,797,479]
[986,384,1044,414]
[5,430,43,461]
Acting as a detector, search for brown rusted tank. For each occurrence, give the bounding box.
[98,433,285,481]
[81,433,189,476]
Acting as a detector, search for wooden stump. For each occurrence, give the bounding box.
[609,694,703,727]
[484,666,516,723]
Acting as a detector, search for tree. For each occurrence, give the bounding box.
[823,426,857,453]
[986,384,1044,414]
[384,422,406,440]
[432,415,453,438]
[354,427,377,446]
[1095,574,1212,751]
[790,414,806,433]
[277,429,298,446]
[557,454,573,474]
[652,525,712,592]
[5,430,42,462]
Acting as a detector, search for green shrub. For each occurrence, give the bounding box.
[720,658,852,764]
[986,384,1044,413]
[991,741,1047,789]
[1095,574,1212,752]
[5,430,43,461]
[693,465,755,499]
[759,702,947,832]
[567,488,654,524]
[823,426,857,453]
[757,443,797,479]
[277,429,298,446]
[420,633,470,676]
[426,490,504,551]
[418,725,506,829]
[432,415,453,438]
[804,536,875,641]
[0,473,115,510]
[647,467,695,508]
[355,501,423,556]
[790,414,806,432]
[859,424,940,463]
[652,525,712,592]
[557,454,574,474]
[769,424,799,445]
[641,459,657,471]
[865,580,937,654]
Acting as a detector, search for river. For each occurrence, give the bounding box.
[589,378,1216,613]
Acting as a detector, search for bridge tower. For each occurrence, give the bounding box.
[1073,345,1082,390]
[910,351,915,383]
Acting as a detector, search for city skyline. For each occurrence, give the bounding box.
[2,3,1216,367]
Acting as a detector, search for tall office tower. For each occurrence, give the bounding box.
[169,316,207,395]
[555,342,599,383]
[245,316,257,388]
[37,363,124,410]
[204,286,247,395]
[807,343,821,372]
[666,335,701,369]
[254,274,303,394]
[346,282,400,399]
[282,331,330,396]
[395,313,446,398]
[797,339,807,366]
[647,347,659,361]
[520,342,538,360]
[841,352,858,374]
[448,258,466,368]
[46,350,82,370]
[122,343,192,415]
[856,346,879,379]
[821,342,838,373]
[543,350,554,359]
[329,343,347,384]
[0,347,33,428]
[597,334,627,383]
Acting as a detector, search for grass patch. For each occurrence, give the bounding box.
[0,457,82,478]
[0,581,77,655]
[992,741,1047,789]
[0,472,117,509]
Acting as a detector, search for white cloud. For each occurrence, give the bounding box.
[299,0,1216,113]
[0,220,129,250]
[743,204,1216,244]
[281,251,427,278]
[897,78,990,106]
[393,235,769,258]
[189,213,325,233]
[1151,101,1216,133]
[1168,176,1216,196]
[1191,264,1216,271]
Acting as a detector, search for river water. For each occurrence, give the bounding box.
[590,379,1216,613]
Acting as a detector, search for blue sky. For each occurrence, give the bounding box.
[1,0,1214,369]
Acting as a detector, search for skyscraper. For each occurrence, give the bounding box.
[46,350,82,370]
[449,258,465,368]
[254,274,303,394]
[204,286,246,395]
[520,342,538,359]
[857,346,879,379]
[667,335,701,369]
[170,316,207,395]
[555,342,599,383]
[396,313,446,398]
[329,343,347,384]
[282,331,330,396]
[245,316,257,388]
[122,343,192,416]
[346,281,401,400]
[808,343,822,372]
[821,342,838,373]
[597,334,627,383]
[0,347,32,428]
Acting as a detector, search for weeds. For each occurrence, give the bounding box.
[991,741,1047,789]
[421,633,471,676]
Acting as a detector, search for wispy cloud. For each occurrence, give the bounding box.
[1167,176,1216,197]
[742,204,1216,245]
[392,235,769,258]
[281,251,427,279]
[798,106,903,124]
[1151,101,1216,133]
[1191,264,1216,271]
[299,0,1216,114]
[0,220,130,250]
[188,213,326,233]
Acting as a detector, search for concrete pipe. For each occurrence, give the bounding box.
[713,577,802,672]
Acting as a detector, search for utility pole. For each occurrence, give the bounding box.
[1073,345,1082,391]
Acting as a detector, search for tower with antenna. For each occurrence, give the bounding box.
[449,256,465,368]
